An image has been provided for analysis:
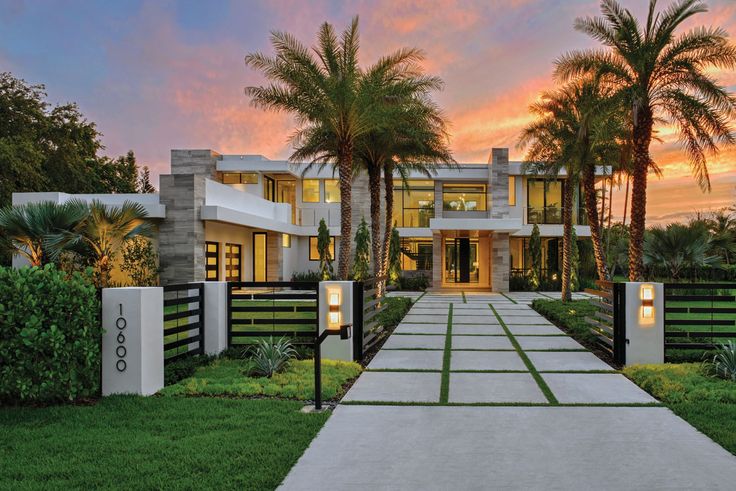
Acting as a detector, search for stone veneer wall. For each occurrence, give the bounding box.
[350,171,385,274]
[266,231,283,281]
[158,150,221,285]
[490,148,510,219]
[432,232,442,287]
[491,232,510,292]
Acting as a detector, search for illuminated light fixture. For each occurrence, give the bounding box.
[328,291,340,328]
[640,284,655,322]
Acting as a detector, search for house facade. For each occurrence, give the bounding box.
[12,147,605,291]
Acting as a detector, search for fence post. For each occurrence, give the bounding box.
[202,281,228,355]
[622,282,664,365]
[101,287,164,396]
[613,282,626,365]
[352,281,364,361]
[318,281,354,361]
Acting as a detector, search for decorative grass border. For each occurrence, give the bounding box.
[439,303,453,403]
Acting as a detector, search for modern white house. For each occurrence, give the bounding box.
[12,147,607,291]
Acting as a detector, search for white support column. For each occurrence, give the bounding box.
[102,287,164,396]
[623,282,664,365]
[318,281,354,361]
[203,281,228,355]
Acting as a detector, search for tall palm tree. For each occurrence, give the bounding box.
[245,17,423,280]
[556,0,736,281]
[519,79,628,300]
[48,200,151,287]
[0,200,87,266]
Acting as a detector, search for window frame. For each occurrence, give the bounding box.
[205,241,220,281]
[442,183,488,212]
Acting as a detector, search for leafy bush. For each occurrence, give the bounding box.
[397,274,430,291]
[374,296,413,329]
[531,299,598,344]
[290,270,322,282]
[243,337,297,378]
[121,236,159,286]
[164,354,215,386]
[0,265,101,403]
[708,340,736,382]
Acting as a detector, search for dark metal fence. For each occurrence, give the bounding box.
[352,276,388,360]
[227,281,319,347]
[664,283,736,351]
[163,283,205,364]
[584,280,626,364]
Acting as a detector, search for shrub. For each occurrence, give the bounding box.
[121,236,159,286]
[531,298,597,344]
[397,274,429,291]
[243,337,297,378]
[164,354,214,386]
[374,296,412,329]
[0,265,101,403]
[290,270,321,282]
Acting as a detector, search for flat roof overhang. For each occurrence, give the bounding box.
[429,217,523,234]
[200,205,340,236]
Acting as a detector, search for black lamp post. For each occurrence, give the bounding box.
[313,323,351,410]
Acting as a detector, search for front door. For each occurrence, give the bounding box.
[457,238,470,283]
[445,238,478,284]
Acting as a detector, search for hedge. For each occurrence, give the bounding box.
[0,265,101,403]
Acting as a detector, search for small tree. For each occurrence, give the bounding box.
[137,166,156,193]
[352,217,371,281]
[570,227,580,292]
[317,218,333,280]
[388,227,401,284]
[529,223,542,290]
[121,236,160,286]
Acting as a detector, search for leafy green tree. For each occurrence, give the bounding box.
[388,227,401,284]
[352,217,371,281]
[0,200,87,266]
[121,236,160,286]
[643,223,719,280]
[48,200,152,288]
[529,223,542,290]
[316,218,333,281]
[556,0,736,280]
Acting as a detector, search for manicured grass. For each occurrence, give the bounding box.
[625,363,736,455]
[0,396,329,490]
[161,358,362,401]
[439,304,453,403]
[531,299,598,345]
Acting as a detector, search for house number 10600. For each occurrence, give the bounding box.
[116,303,127,372]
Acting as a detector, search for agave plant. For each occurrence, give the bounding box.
[243,337,296,378]
[708,340,736,382]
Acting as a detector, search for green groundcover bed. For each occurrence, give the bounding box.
[0,397,329,490]
[624,363,736,455]
[161,358,363,400]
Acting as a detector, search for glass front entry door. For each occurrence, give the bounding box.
[444,238,478,284]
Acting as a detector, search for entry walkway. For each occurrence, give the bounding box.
[282,293,736,489]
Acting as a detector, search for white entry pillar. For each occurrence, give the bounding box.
[318,281,354,361]
[102,287,164,396]
[202,281,228,355]
[623,282,664,365]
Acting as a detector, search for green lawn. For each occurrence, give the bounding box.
[161,358,362,400]
[0,396,329,490]
[624,363,736,455]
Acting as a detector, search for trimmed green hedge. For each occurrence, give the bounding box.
[0,265,101,403]
[531,298,598,344]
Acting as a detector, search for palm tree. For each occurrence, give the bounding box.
[245,17,424,280]
[48,200,151,287]
[519,79,628,300]
[704,209,736,264]
[644,223,719,280]
[556,0,736,281]
[0,200,87,266]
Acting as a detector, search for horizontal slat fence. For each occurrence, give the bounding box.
[227,281,319,347]
[584,280,625,364]
[163,283,205,364]
[353,276,388,360]
[664,283,736,351]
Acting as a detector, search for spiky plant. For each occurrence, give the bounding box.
[707,340,736,382]
[243,337,297,378]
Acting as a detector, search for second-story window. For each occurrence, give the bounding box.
[222,172,258,184]
[443,184,487,212]
[324,179,340,203]
[527,179,563,224]
[302,179,320,203]
[509,176,516,206]
[393,180,434,227]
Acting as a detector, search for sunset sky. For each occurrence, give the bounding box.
[1,0,734,223]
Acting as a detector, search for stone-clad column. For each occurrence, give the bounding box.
[490,148,510,219]
[434,181,443,219]
[170,149,221,177]
[491,233,510,292]
[432,232,442,289]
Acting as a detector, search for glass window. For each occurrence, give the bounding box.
[399,238,433,271]
[509,176,516,206]
[222,173,240,184]
[527,179,564,224]
[241,173,258,184]
[253,233,267,282]
[222,172,258,184]
[309,236,335,261]
[225,243,242,282]
[264,176,275,201]
[302,179,320,203]
[205,242,219,281]
[442,184,487,211]
[324,179,340,203]
[282,233,291,248]
[393,180,435,228]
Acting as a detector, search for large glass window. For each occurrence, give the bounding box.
[309,236,335,261]
[222,172,258,184]
[392,180,434,228]
[509,236,560,274]
[527,179,563,224]
[302,179,320,203]
[399,238,433,271]
[442,184,487,211]
[324,179,340,203]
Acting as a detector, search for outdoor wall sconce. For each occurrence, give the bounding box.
[640,284,655,322]
[328,292,340,328]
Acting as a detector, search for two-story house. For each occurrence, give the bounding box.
[12,147,605,291]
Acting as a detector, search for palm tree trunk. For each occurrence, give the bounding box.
[367,163,383,293]
[381,161,395,283]
[622,175,630,226]
[599,176,606,226]
[337,142,354,280]
[629,108,653,281]
[583,166,608,281]
[561,179,574,302]
[607,177,614,229]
